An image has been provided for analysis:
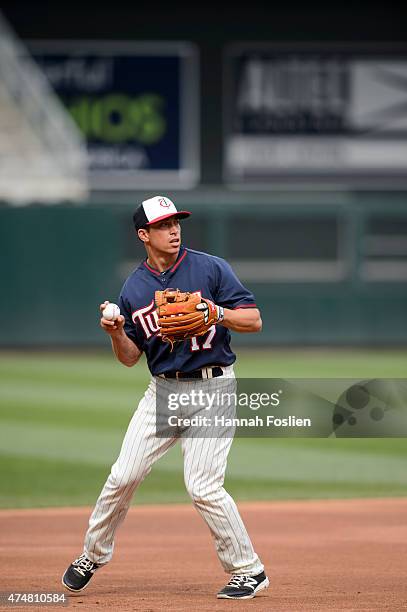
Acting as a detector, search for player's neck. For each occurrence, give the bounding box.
[145,248,180,273]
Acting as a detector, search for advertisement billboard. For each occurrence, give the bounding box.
[28,41,199,190]
[224,44,407,187]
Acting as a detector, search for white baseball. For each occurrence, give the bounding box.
[102,303,121,321]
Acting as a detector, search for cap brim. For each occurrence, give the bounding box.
[146,211,191,226]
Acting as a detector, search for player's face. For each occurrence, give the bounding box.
[143,216,181,254]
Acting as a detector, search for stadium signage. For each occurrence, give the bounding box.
[224,44,407,187]
[28,41,199,190]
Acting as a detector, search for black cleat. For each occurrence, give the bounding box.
[62,553,100,592]
[217,571,269,599]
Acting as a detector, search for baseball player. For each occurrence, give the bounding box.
[62,195,269,600]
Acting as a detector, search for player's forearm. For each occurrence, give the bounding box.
[221,308,262,333]
[110,331,142,367]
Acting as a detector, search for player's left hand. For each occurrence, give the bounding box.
[155,289,224,350]
[196,298,224,325]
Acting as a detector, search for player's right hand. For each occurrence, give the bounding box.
[99,301,125,335]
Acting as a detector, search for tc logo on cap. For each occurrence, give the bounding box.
[158,198,170,208]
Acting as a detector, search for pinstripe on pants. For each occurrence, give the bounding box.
[83,366,264,575]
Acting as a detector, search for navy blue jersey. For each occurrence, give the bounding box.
[118,246,257,375]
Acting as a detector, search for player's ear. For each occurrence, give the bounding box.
[137,228,149,244]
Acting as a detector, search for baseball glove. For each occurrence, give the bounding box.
[155,288,220,350]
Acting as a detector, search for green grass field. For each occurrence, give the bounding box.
[0,348,406,509]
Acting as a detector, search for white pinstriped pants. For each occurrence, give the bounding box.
[83,366,264,575]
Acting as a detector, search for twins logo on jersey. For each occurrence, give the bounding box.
[132,300,160,339]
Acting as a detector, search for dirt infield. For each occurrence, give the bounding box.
[1,498,406,611]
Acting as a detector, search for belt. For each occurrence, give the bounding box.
[159,366,224,380]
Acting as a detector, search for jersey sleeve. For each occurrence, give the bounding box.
[212,257,257,309]
[118,292,144,351]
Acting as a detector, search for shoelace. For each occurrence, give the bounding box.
[72,554,97,576]
[226,575,257,589]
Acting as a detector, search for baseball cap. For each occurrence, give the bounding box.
[133,195,191,230]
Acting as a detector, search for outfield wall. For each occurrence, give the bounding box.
[1,192,406,346]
